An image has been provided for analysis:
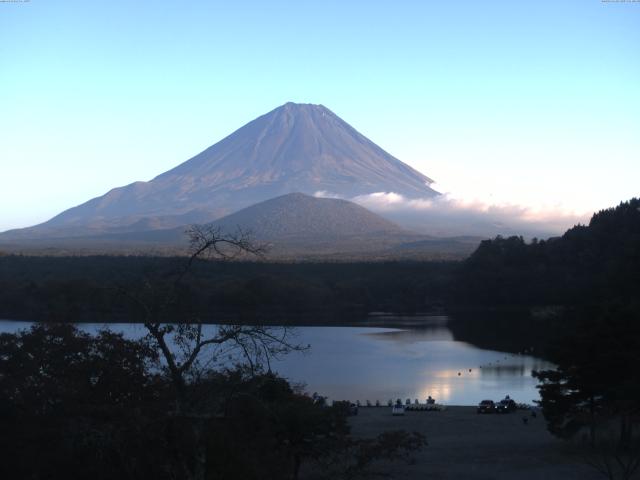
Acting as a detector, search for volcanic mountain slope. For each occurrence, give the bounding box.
[213,192,404,240]
[209,193,478,258]
[2,102,437,240]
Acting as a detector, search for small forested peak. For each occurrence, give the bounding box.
[458,197,640,308]
[588,197,640,231]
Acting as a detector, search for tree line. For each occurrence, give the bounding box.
[454,198,640,308]
[0,255,455,323]
[0,323,425,480]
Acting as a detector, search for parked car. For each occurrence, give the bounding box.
[392,404,405,416]
[333,400,358,415]
[477,399,496,414]
[496,399,517,413]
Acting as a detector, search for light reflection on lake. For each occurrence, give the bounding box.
[274,326,551,406]
[0,319,552,406]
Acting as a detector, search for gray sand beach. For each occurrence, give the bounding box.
[349,406,602,480]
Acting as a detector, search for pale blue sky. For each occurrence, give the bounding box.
[1,0,639,231]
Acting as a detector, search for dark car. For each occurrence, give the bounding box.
[477,399,496,414]
[496,399,517,413]
[333,400,358,415]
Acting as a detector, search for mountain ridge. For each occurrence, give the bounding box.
[0,193,482,260]
[1,102,437,240]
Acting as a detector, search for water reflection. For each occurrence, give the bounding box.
[363,326,454,343]
[481,364,527,376]
[274,325,554,405]
[0,320,553,406]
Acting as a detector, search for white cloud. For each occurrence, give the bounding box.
[341,191,591,238]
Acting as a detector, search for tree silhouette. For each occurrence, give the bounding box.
[533,305,640,479]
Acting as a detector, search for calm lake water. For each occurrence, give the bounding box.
[0,318,551,406]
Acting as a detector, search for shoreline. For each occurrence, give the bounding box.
[0,313,451,329]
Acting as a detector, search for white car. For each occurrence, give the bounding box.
[392,404,405,416]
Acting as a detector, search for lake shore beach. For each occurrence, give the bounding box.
[348,406,601,480]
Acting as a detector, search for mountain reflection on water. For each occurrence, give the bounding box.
[0,319,552,406]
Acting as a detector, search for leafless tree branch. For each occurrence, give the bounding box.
[113,223,306,409]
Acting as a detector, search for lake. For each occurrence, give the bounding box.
[0,318,552,406]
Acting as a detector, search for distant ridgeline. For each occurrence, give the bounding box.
[449,198,640,354]
[0,198,638,355]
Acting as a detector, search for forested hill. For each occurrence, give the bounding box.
[455,198,640,307]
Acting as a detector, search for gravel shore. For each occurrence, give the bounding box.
[348,406,601,479]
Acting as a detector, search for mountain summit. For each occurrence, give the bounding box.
[3,102,438,239]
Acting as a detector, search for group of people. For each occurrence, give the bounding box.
[393,395,436,407]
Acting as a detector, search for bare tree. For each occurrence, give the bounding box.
[114,225,308,480]
[120,225,305,406]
